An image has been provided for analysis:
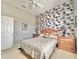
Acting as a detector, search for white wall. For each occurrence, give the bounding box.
[1,1,36,44]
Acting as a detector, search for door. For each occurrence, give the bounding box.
[1,16,14,50]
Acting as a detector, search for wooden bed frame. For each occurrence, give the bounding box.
[19,48,33,59]
[18,28,57,59]
[18,47,56,59]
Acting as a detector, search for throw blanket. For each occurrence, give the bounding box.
[20,37,57,59]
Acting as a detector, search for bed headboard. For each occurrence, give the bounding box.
[40,28,58,35]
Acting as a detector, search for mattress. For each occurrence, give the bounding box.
[20,37,57,59]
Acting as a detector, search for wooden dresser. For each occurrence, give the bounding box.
[58,36,75,53]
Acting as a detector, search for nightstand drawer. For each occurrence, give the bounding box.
[58,44,74,49]
[58,36,75,53]
[58,41,72,45]
[59,46,74,52]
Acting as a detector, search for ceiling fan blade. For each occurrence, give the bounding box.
[32,4,35,10]
[35,2,43,8]
[21,0,32,3]
[33,0,36,3]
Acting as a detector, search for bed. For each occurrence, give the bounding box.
[19,28,58,59]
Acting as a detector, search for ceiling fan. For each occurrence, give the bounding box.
[21,0,44,10]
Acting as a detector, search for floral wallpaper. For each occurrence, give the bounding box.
[35,2,75,37]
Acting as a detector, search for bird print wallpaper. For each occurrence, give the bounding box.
[35,2,76,38]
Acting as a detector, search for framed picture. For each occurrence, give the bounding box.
[22,23,28,30]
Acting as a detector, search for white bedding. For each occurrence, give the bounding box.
[20,37,57,59]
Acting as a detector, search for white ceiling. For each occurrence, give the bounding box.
[2,0,69,15]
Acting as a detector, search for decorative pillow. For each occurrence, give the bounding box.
[39,33,50,38]
[39,34,44,36]
[39,28,58,38]
[43,33,50,38]
[49,34,58,39]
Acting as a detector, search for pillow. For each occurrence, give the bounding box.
[43,33,50,38]
[39,34,44,36]
[39,33,50,38]
[49,34,58,39]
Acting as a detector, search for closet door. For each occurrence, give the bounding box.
[1,16,14,50]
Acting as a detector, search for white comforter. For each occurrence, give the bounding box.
[20,37,57,59]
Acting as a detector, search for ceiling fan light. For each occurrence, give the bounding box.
[35,2,43,8]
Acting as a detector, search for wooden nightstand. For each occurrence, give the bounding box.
[33,34,39,38]
[58,36,75,53]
